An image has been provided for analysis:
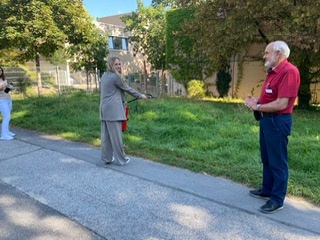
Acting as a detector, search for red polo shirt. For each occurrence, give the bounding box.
[259,59,300,114]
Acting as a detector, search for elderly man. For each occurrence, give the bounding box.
[244,41,300,213]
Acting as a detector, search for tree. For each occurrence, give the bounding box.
[122,0,167,72]
[186,0,320,107]
[0,0,65,95]
[70,29,109,90]
[152,0,199,8]
[0,0,108,96]
[70,32,109,74]
[165,8,216,90]
[174,0,202,7]
[121,0,168,94]
[151,0,176,7]
[0,48,20,66]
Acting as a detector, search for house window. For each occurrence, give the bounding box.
[108,36,128,51]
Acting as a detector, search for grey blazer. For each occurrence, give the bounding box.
[100,71,142,121]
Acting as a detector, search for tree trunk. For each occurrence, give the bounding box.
[160,68,166,95]
[298,80,312,108]
[86,70,90,91]
[95,68,98,91]
[35,50,43,97]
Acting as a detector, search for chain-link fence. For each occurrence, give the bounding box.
[2,66,100,95]
[127,72,168,97]
[2,66,174,97]
[4,65,318,104]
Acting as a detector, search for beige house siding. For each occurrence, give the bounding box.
[98,14,128,27]
[235,44,266,99]
[237,61,266,98]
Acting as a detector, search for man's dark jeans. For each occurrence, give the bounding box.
[259,114,292,205]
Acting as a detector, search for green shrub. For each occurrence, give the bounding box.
[187,80,205,99]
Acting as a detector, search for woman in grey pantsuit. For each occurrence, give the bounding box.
[100,57,147,166]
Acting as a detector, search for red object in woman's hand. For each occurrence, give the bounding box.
[122,105,129,132]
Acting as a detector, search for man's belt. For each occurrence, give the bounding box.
[254,111,276,120]
[260,112,276,117]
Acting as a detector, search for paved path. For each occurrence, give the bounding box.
[0,127,319,240]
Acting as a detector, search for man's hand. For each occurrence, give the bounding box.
[244,95,258,111]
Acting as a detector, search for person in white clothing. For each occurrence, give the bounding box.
[0,67,15,140]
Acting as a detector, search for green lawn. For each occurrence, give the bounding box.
[9,92,320,205]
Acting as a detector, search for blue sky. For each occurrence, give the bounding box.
[83,0,152,19]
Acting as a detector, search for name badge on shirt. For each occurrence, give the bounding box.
[266,89,273,93]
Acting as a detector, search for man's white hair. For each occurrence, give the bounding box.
[273,41,290,58]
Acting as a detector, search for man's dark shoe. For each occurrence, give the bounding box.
[260,200,283,214]
[249,189,270,199]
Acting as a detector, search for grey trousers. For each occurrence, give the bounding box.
[101,120,127,165]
